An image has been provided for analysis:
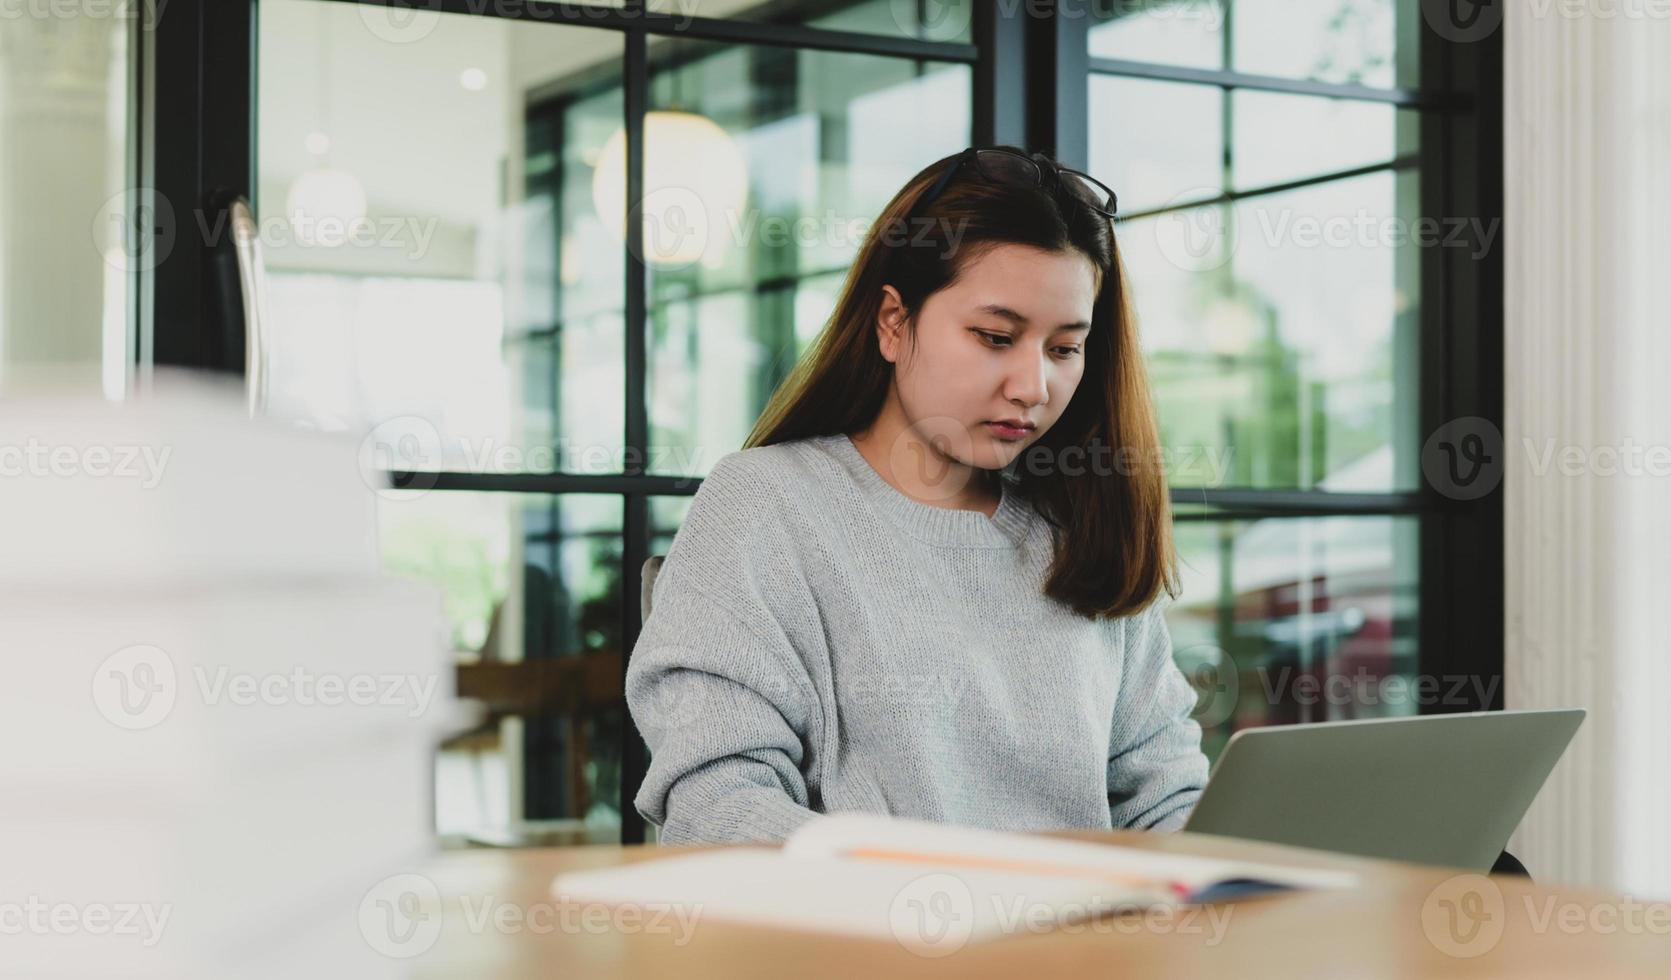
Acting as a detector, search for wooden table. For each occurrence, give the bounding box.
[396,829,1671,978]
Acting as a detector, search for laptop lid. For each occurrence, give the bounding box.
[1181,708,1586,870]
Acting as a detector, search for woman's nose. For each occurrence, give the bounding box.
[1005,351,1050,407]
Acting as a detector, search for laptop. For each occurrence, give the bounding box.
[1181,708,1586,870]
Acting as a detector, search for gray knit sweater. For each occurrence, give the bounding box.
[626,432,1209,845]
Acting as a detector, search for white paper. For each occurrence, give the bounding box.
[553,812,1357,948]
[554,849,1170,951]
[787,812,1359,892]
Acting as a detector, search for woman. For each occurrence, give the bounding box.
[626,145,1209,845]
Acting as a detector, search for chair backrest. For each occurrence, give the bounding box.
[640,555,665,625]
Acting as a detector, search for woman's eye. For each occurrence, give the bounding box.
[972,329,1080,357]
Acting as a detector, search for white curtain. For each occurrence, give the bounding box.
[1505,0,1671,897]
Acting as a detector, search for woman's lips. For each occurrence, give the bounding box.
[985,421,1033,441]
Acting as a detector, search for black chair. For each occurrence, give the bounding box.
[1492,850,1531,877]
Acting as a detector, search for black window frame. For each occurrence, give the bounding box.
[145,0,1503,845]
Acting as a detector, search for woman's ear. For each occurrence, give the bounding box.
[876,284,907,364]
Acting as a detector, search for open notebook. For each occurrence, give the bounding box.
[552,813,1356,951]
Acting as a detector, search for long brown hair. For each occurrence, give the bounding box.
[744,145,1178,620]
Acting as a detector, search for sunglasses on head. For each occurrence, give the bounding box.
[913,147,1119,220]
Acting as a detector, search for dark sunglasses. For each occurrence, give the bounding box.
[913,147,1119,220]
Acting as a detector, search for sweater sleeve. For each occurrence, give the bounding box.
[1106,599,1210,831]
[625,454,826,845]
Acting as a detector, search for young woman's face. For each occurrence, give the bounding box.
[878,243,1099,474]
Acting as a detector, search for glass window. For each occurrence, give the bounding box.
[1089,0,1226,69]
[525,87,629,475]
[257,0,624,474]
[378,490,624,842]
[1231,0,1418,89]
[649,0,975,44]
[260,0,975,845]
[377,491,622,660]
[1168,515,1420,763]
[1120,168,1421,492]
[1090,0,1436,765]
[650,495,695,558]
[1088,0,1420,90]
[1089,76,1223,214]
[638,38,971,478]
[1,6,133,397]
[1095,55,1423,493]
[811,0,974,42]
[1231,91,1416,189]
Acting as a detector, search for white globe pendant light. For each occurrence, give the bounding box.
[591,110,748,269]
[286,6,367,249]
[286,167,368,247]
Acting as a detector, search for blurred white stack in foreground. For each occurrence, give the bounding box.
[0,378,454,979]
